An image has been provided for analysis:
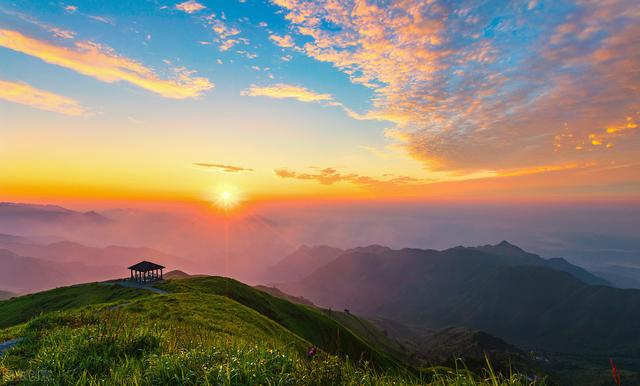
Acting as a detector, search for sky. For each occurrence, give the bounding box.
[0,0,639,205]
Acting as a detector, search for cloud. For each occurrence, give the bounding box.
[49,27,76,39]
[271,0,640,175]
[0,79,87,116]
[0,29,213,99]
[175,0,206,14]
[195,163,254,173]
[274,167,423,187]
[2,9,76,39]
[269,34,295,48]
[88,15,115,25]
[204,14,243,51]
[242,84,332,103]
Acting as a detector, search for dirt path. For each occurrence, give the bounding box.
[0,337,24,356]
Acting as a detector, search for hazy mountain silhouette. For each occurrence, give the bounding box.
[264,245,346,282]
[0,236,193,269]
[278,242,639,354]
[0,249,117,293]
[0,289,14,300]
[0,236,195,293]
[0,202,109,223]
[265,244,392,282]
[475,241,609,286]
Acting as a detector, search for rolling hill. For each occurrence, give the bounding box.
[0,276,540,385]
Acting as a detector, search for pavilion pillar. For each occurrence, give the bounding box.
[161,268,163,280]
[130,270,133,280]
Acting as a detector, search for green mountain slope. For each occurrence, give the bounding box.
[156,276,399,368]
[0,283,148,329]
[0,277,541,385]
[280,245,640,355]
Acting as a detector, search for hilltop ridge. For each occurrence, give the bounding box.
[0,276,541,385]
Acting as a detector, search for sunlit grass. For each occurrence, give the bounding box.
[0,278,546,385]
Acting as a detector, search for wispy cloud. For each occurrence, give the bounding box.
[204,14,243,52]
[2,8,76,39]
[175,0,206,14]
[242,83,332,103]
[274,167,423,187]
[0,29,214,99]
[0,79,86,116]
[195,163,254,173]
[87,15,115,25]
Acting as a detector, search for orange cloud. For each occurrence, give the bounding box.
[272,0,640,176]
[0,29,213,99]
[269,34,295,48]
[606,117,638,134]
[242,84,333,102]
[274,167,424,188]
[175,0,206,14]
[194,163,254,173]
[0,79,87,116]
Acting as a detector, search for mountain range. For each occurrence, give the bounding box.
[0,235,191,293]
[277,241,640,357]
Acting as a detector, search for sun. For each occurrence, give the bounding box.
[213,188,241,212]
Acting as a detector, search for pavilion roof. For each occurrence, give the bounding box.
[128,261,165,272]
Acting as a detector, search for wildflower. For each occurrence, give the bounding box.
[610,357,621,386]
[307,346,317,358]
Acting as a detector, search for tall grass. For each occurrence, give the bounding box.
[0,304,544,385]
[0,281,546,385]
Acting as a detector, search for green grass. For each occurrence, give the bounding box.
[157,276,400,368]
[0,283,148,329]
[0,277,546,385]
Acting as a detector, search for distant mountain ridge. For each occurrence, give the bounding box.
[0,202,109,223]
[473,241,609,286]
[277,242,639,355]
[271,240,607,286]
[0,290,15,300]
[0,235,193,293]
[0,249,112,293]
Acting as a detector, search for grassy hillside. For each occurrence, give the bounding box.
[0,277,543,385]
[157,276,399,369]
[0,283,148,329]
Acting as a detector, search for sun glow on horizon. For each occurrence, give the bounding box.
[211,187,243,212]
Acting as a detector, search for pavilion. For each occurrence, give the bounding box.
[128,261,165,283]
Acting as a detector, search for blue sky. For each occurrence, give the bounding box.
[0,0,638,202]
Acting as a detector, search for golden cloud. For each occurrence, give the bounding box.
[269,34,295,48]
[175,0,206,14]
[194,163,254,173]
[274,167,423,187]
[0,29,214,99]
[271,0,640,175]
[0,79,87,116]
[242,84,333,102]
